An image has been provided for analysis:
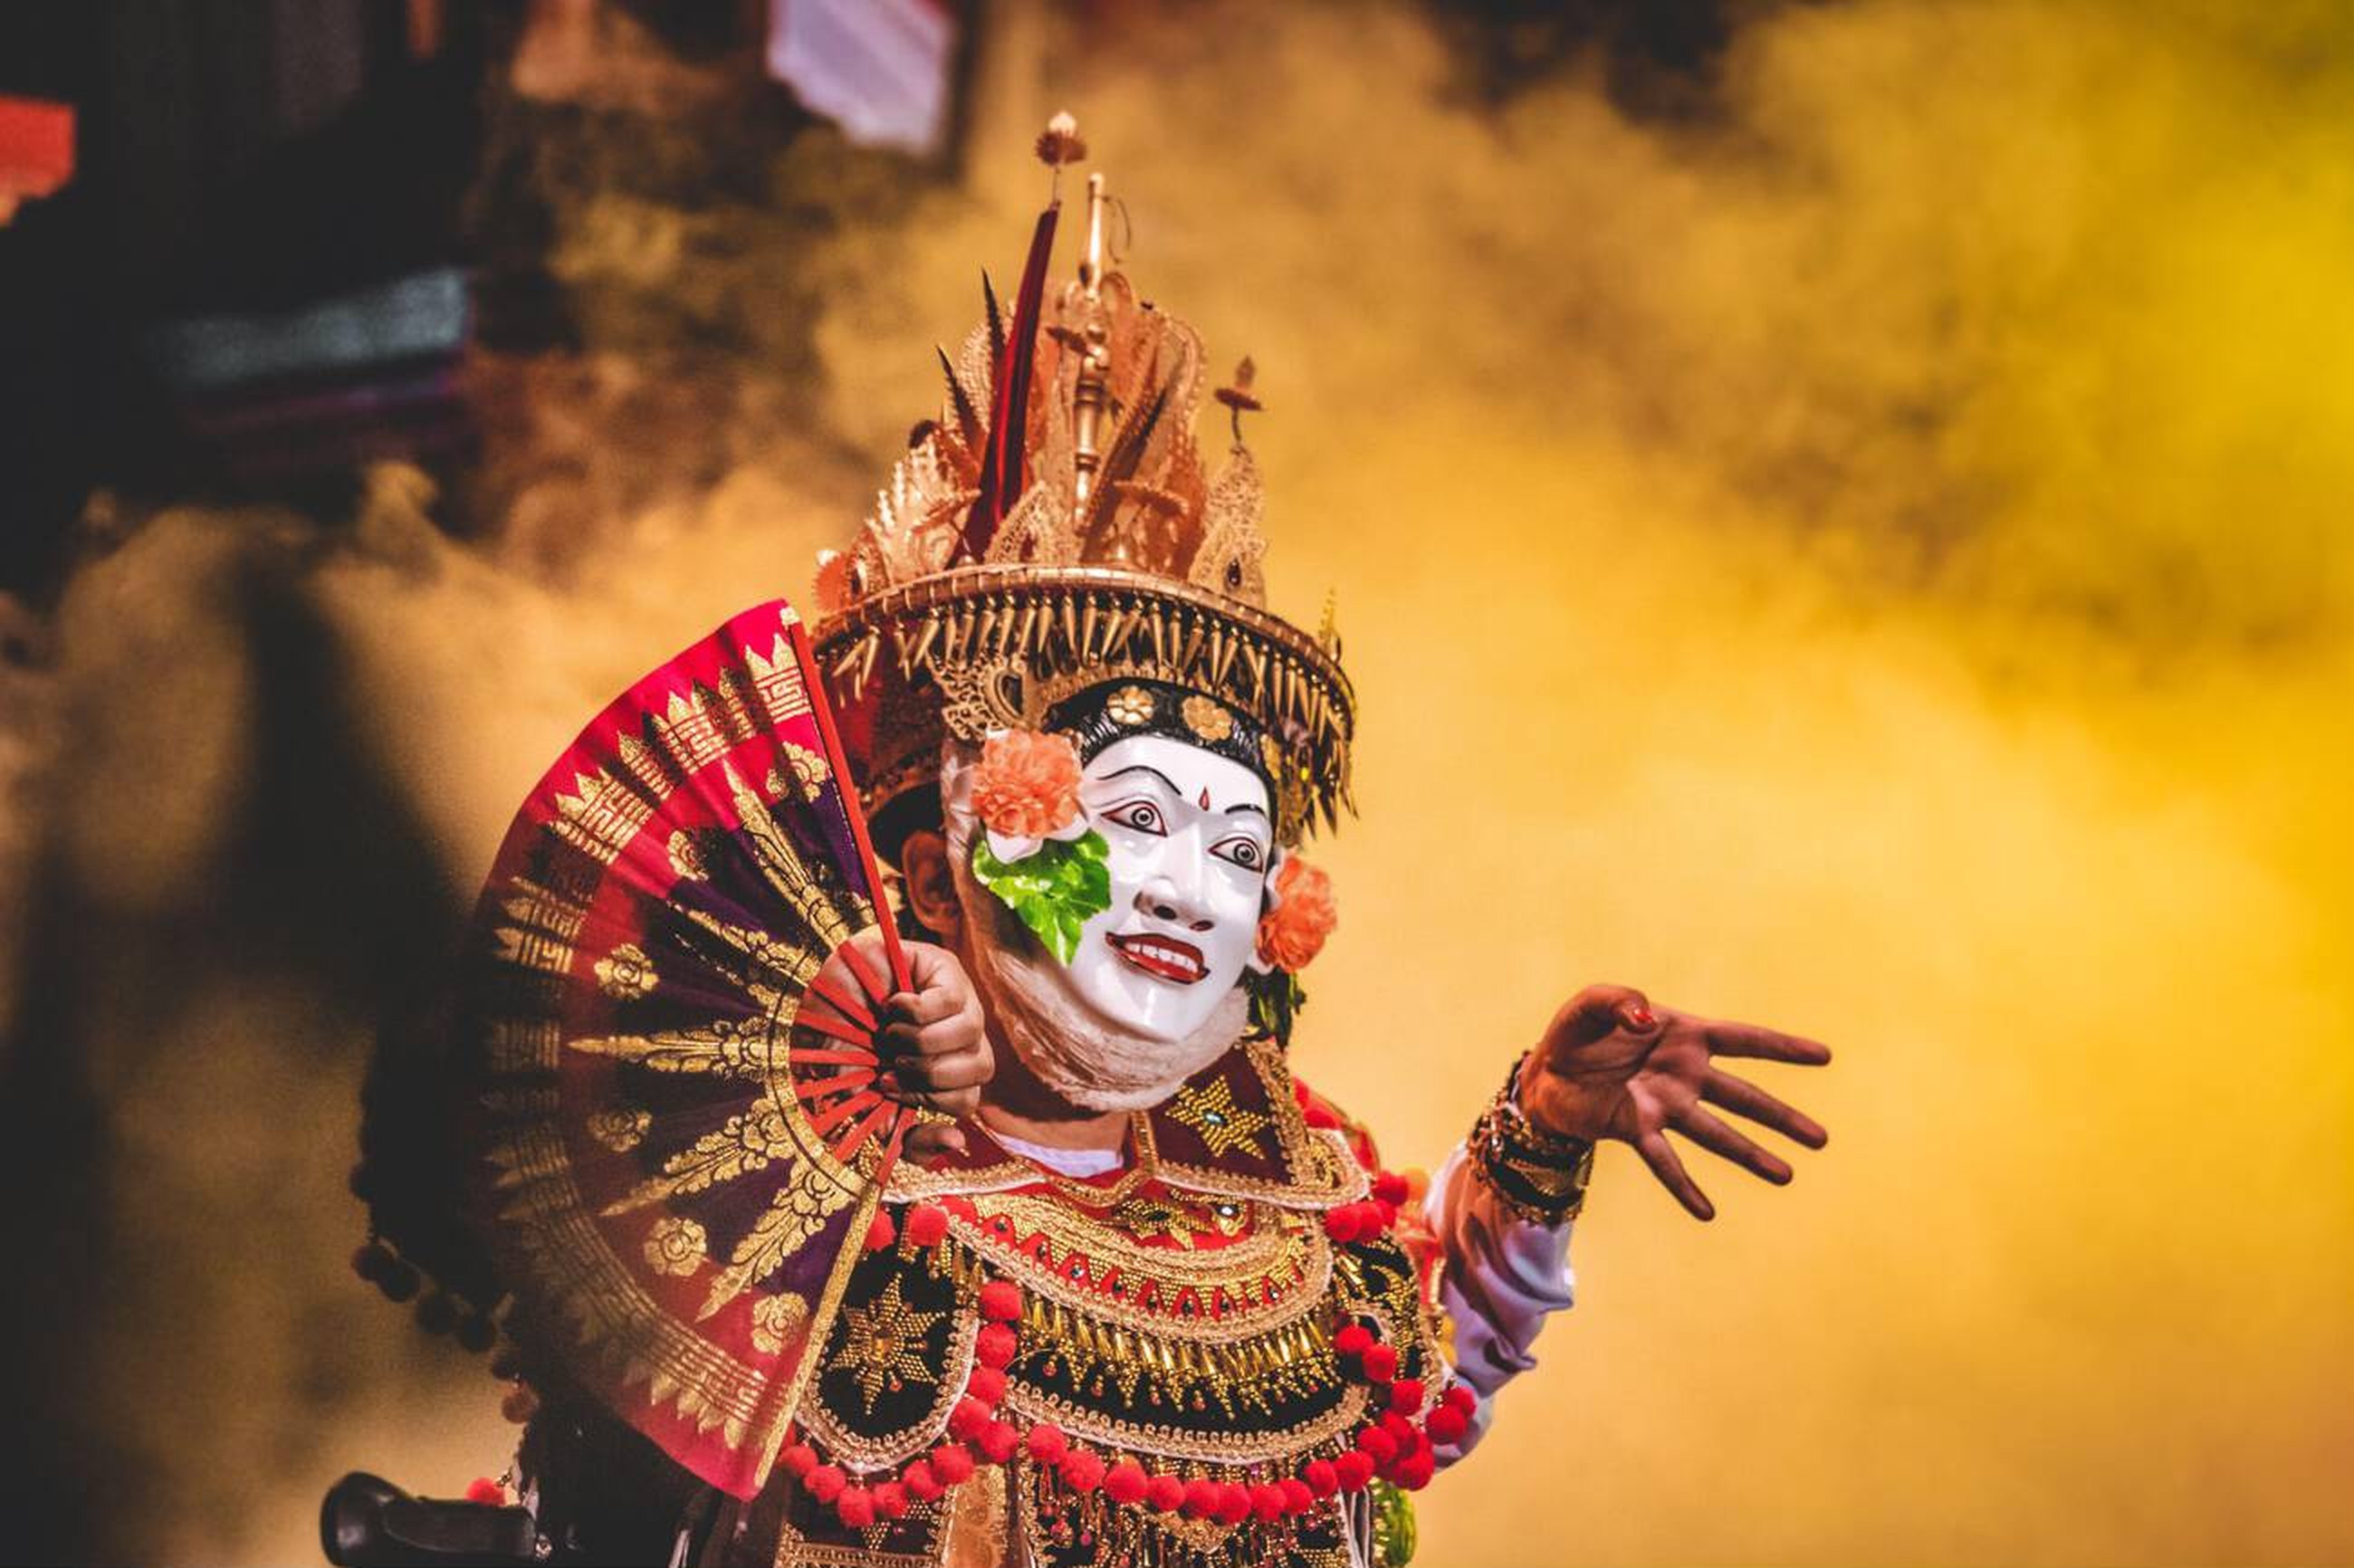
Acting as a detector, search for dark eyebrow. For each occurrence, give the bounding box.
[1098,764,1182,796]
[1100,764,1268,818]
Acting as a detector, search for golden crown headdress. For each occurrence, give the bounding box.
[812,116,1354,853]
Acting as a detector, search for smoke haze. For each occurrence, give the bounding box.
[4,2,2347,1563]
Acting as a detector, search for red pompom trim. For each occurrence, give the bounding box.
[1104,1460,1149,1506]
[978,1279,1023,1321]
[1182,1478,1220,1519]
[780,1442,818,1478]
[1025,1424,1067,1465]
[1250,1482,1287,1522]
[1373,1171,1411,1207]
[873,1481,910,1519]
[1059,1448,1106,1492]
[948,1397,991,1440]
[1442,1383,1479,1418]
[976,1420,1021,1464]
[1389,1377,1427,1412]
[1361,1343,1400,1384]
[1302,1458,1340,1496]
[965,1364,1006,1405]
[1214,1483,1252,1526]
[1334,1451,1375,1491]
[1355,1425,1400,1466]
[1279,1477,1315,1515]
[931,1444,975,1484]
[904,1203,950,1248]
[1334,1324,1374,1359]
[1144,1472,1186,1513]
[1324,1205,1363,1243]
[902,1458,943,1501]
[864,1210,896,1251]
[974,1322,1019,1369]
[805,1464,847,1503]
[1426,1405,1470,1444]
[835,1486,875,1528]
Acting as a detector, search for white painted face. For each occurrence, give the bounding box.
[1060,734,1274,1042]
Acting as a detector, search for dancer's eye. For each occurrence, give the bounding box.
[1210,835,1265,871]
[1103,800,1166,836]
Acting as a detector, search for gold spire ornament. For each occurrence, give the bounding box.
[1214,357,1264,445]
[815,116,1354,853]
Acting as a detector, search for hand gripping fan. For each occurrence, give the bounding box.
[458,601,916,1499]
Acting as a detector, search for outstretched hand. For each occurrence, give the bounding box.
[1520,984,1831,1220]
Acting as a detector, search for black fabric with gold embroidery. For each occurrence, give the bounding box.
[1046,678,1276,800]
[810,1243,971,1449]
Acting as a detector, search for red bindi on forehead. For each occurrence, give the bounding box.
[1198,788,1210,809]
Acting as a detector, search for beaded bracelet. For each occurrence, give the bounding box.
[1468,1056,1595,1225]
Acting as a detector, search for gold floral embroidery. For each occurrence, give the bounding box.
[952,1191,1326,1346]
[1106,684,1155,725]
[749,1289,811,1354]
[666,829,709,881]
[588,1105,650,1152]
[594,943,659,999]
[1106,1194,1251,1249]
[1180,693,1235,741]
[837,1275,946,1410]
[766,740,832,804]
[1107,1196,1200,1248]
[645,1215,707,1276]
[1168,1077,1271,1159]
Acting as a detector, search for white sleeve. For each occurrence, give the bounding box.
[1423,1141,1576,1465]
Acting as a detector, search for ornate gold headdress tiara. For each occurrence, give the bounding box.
[811,115,1354,851]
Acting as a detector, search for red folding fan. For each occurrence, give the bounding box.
[456,600,917,1498]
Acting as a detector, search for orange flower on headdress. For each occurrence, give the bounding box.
[1257,854,1336,973]
[971,728,1085,846]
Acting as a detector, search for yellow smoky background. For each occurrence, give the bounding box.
[6,2,2349,1563]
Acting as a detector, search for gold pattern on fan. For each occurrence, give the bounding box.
[587,1104,650,1152]
[764,739,832,804]
[645,1215,707,1277]
[665,829,708,881]
[594,943,659,1000]
[749,1289,811,1355]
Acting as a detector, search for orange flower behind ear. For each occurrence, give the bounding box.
[972,729,1085,839]
[1258,855,1336,972]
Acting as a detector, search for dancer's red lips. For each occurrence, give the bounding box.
[1105,932,1208,985]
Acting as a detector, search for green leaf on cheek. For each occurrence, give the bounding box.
[970,829,1114,965]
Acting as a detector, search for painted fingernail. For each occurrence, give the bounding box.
[1622,1004,1655,1030]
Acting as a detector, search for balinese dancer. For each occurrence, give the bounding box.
[335,120,1829,1568]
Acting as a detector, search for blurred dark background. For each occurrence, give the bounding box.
[0,0,1746,598]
